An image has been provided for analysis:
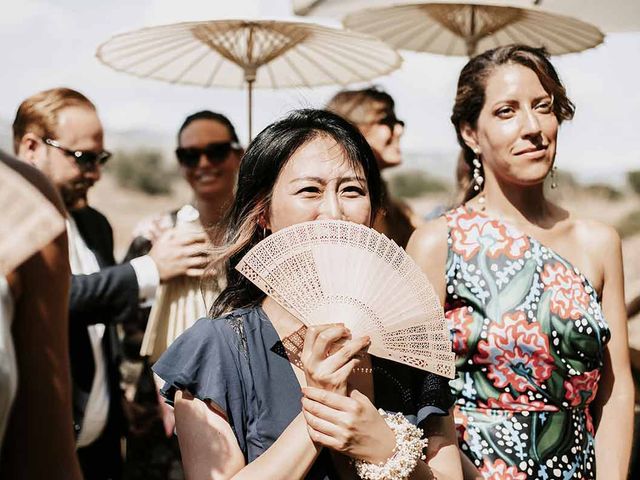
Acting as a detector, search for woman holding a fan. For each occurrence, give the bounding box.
[153,109,462,479]
[407,45,633,479]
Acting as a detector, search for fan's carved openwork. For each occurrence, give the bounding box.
[237,220,456,378]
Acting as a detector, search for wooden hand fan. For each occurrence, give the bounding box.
[140,206,224,361]
[236,220,455,378]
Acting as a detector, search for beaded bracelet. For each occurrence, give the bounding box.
[354,409,429,480]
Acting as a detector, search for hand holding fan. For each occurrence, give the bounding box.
[236,220,455,378]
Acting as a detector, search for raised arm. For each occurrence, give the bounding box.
[170,324,368,480]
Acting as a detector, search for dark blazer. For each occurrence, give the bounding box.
[69,206,138,446]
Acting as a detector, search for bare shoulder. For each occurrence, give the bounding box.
[570,218,622,254]
[406,216,449,258]
[559,215,622,292]
[406,216,449,298]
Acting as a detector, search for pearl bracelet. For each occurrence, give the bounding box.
[354,409,428,480]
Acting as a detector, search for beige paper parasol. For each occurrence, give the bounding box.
[96,19,402,139]
[296,0,640,34]
[343,1,604,56]
[0,159,65,276]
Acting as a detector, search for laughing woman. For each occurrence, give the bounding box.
[153,109,462,480]
[407,45,633,479]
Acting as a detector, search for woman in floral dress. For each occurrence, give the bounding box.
[407,45,633,479]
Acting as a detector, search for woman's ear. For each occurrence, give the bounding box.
[460,122,480,156]
[257,209,271,232]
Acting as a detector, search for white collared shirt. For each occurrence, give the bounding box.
[66,217,110,448]
[66,215,160,447]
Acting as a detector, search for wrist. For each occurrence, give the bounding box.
[354,410,428,480]
[362,423,396,464]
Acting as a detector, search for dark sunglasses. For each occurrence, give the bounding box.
[44,138,111,168]
[175,141,241,168]
[376,114,405,130]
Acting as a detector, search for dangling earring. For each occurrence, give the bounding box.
[550,165,558,189]
[472,152,486,211]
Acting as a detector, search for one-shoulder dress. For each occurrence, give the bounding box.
[153,306,454,480]
[444,206,610,480]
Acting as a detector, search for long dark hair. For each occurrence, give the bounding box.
[208,109,383,317]
[451,44,575,203]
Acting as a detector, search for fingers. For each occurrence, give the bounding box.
[156,229,208,247]
[306,424,345,451]
[310,325,351,361]
[176,231,209,246]
[186,252,210,267]
[185,268,206,278]
[302,404,342,437]
[322,336,370,373]
[302,396,348,425]
[302,396,359,452]
[302,387,356,412]
[302,324,346,364]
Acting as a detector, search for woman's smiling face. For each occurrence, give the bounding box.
[266,135,372,233]
[462,63,559,187]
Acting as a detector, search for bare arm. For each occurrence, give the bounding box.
[406,218,449,305]
[409,409,463,480]
[173,324,367,480]
[174,390,320,480]
[592,226,634,479]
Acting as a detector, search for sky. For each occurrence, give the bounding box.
[1,0,639,182]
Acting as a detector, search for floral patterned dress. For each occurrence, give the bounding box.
[444,206,610,480]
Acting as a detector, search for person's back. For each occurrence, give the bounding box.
[0,152,82,479]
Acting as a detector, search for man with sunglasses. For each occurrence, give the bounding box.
[12,88,208,480]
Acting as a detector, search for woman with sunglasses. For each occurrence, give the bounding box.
[153,109,463,480]
[327,87,420,248]
[122,111,242,480]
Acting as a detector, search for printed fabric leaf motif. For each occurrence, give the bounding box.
[472,369,501,402]
[534,410,572,460]
[545,370,565,402]
[453,282,485,353]
[537,291,552,333]
[486,259,536,320]
[538,292,565,370]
